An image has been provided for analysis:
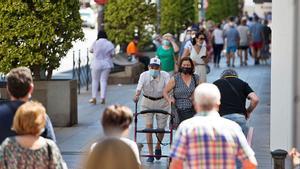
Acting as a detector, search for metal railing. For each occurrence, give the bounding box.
[72,48,126,94]
[72,48,92,94]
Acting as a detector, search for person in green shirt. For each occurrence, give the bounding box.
[156,33,179,76]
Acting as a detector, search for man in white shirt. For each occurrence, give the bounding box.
[133,57,170,162]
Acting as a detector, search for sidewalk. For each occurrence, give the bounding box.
[55,57,271,169]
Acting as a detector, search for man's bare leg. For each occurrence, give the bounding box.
[244,50,248,65]
[146,124,153,155]
[251,47,258,65]
[226,52,230,67]
[231,52,235,67]
[238,49,243,66]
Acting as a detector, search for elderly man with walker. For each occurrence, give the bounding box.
[133,58,170,163]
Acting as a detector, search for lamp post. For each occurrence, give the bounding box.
[156,0,161,33]
[198,0,205,22]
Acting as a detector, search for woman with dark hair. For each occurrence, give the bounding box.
[181,32,208,82]
[163,57,200,123]
[89,31,114,105]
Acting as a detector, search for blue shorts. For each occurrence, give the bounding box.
[226,46,237,53]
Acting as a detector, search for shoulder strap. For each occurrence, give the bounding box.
[223,78,241,98]
[223,78,245,107]
[173,74,178,99]
[192,74,198,87]
[46,141,53,169]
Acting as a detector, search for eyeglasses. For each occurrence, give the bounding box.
[198,37,205,40]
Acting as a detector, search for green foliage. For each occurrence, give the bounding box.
[104,0,156,48]
[160,0,196,35]
[206,0,240,23]
[0,0,84,79]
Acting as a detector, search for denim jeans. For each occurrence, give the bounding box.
[222,113,248,136]
[222,113,249,169]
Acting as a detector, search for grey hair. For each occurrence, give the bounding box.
[220,69,238,78]
[194,83,221,109]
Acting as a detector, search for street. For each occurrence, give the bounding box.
[55,55,271,169]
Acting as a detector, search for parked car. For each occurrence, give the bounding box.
[79,8,96,29]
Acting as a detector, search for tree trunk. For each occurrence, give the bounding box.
[31,65,41,80]
[46,68,53,80]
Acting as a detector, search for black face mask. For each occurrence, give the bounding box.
[179,67,193,74]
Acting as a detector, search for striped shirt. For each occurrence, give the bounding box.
[170,111,255,169]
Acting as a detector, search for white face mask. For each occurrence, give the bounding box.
[185,34,191,41]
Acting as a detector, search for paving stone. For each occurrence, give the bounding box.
[57,56,271,169]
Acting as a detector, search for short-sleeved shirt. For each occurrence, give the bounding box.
[213,77,254,116]
[90,137,141,165]
[212,28,224,44]
[225,27,240,47]
[250,22,264,42]
[136,70,170,98]
[156,46,175,72]
[91,38,115,70]
[170,111,255,169]
[237,25,250,46]
[0,137,66,169]
[126,41,138,55]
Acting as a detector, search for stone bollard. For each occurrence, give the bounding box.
[271,149,288,169]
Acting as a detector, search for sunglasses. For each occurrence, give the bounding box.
[198,37,205,40]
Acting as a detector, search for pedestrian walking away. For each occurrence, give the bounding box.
[90,105,141,165]
[169,83,257,169]
[249,16,264,65]
[85,138,140,169]
[89,31,114,105]
[261,19,272,64]
[213,69,259,135]
[182,32,208,82]
[0,101,67,169]
[237,17,250,66]
[163,57,200,124]
[212,23,224,68]
[0,67,56,144]
[133,57,170,163]
[225,22,240,67]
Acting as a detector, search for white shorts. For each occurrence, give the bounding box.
[141,97,170,129]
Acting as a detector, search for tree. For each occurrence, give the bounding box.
[0,0,84,80]
[206,0,240,23]
[104,0,156,48]
[160,0,196,35]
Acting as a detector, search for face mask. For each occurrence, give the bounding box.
[149,69,160,78]
[162,40,170,46]
[185,34,191,41]
[179,67,193,74]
